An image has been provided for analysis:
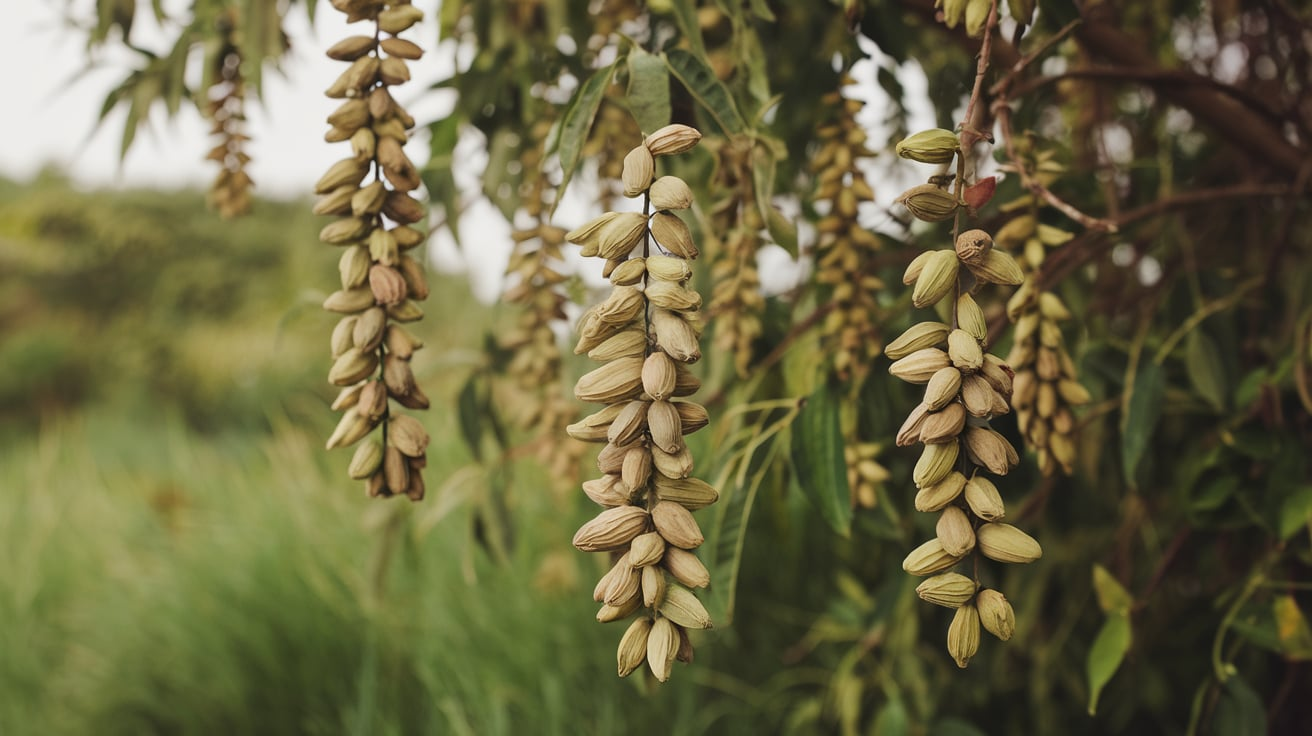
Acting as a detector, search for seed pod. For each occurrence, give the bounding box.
[326,35,378,61]
[672,363,702,395]
[388,414,429,457]
[646,255,692,282]
[964,426,1018,475]
[959,374,996,418]
[947,329,984,373]
[603,560,640,607]
[575,357,645,403]
[320,217,370,244]
[924,367,963,410]
[956,293,988,341]
[315,158,369,193]
[673,401,708,434]
[382,190,425,224]
[597,595,642,623]
[895,128,960,163]
[326,410,374,450]
[356,380,388,421]
[980,354,1014,396]
[947,602,981,668]
[323,287,375,314]
[977,523,1042,563]
[629,531,666,568]
[976,589,1015,641]
[916,572,978,608]
[651,500,703,548]
[350,128,376,162]
[899,184,959,222]
[644,124,702,155]
[897,402,930,446]
[369,264,408,306]
[382,354,416,400]
[315,185,357,216]
[384,323,422,359]
[595,213,650,260]
[329,347,379,385]
[967,249,1025,285]
[566,211,623,250]
[889,348,951,383]
[331,315,358,358]
[653,475,718,510]
[617,617,653,677]
[649,176,693,210]
[646,401,682,453]
[572,505,651,552]
[621,447,652,491]
[650,212,699,259]
[377,4,424,33]
[1058,379,1091,405]
[651,444,694,479]
[339,246,372,289]
[954,229,994,264]
[396,255,428,301]
[659,584,713,629]
[582,474,630,507]
[347,439,384,479]
[914,471,968,512]
[913,439,959,488]
[663,547,710,588]
[642,565,667,608]
[903,250,934,285]
[609,258,646,286]
[382,445,409,494]
[586,329,646,363]
[380,37,423,60]
[885,321,950,360]
[652,310,702,362]
[912,251,960,308]
[920,402,966,444]
[331,383,365,411]
[936,506,976,556]
[902,538,963,576]
[378,57,410,85]
[646,617,679,682]
[622,145,655,197]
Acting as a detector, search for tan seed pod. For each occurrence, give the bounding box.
[606,400,649,447]
[582,474,630,507]
[885,321,950,360]
[588,329,648,362]
[388,414,429,457]
[1012,370,1037,408]
[672,401,708,434]
[329,347,379,385]
[651,444,694,479]
[646,617,679,682]
[916,572,978,608]
[651,500,703,549]
[976,589,1015,641]
[324,287,376,314]
[652,309,702,362]
[315,157,369,194]
[594,285,647,325]
[653,475,718,510]
[913,440,959,488]
[898,184,959,222]
[924,367,963,410]
[912,250,960,308]
[947,602,981,668]
[622,145,655,197]
[327,98,370,132]
[567,211,623,251]
[642,564,667,608]
[378,56,411,85]
[646,400,683,453]
[897,402,930,446]
[392,226,425,250]
[368,228,399,266]
[646,254,692,282]
[347,439,384,479]
[369,264,408,306]
[382,190,425,224]
[964,426,1018,476]
[621,447,652,491]
[603,563,641,607]
[920,402,967,444]
[980,354,1015,396]
[672,363,702,395]
[903,250,934,285]
[609,258,646,286]
[1039,320,1063,349]
[1039,292,1071,321]
[572,505,651,552]
[663,546,710,588]
[644,124,702,156]
[383,445,409,494]
[596,442,628,474]
[326,410,374,450]
[954,229,994,264]
[914,471,968,512]
[364,471,386,499]
[384,323,422,359]
[597,595,642,623]
[331,382,365,412]
[575,357,645,404]
[902,538,963,576]
[377,4,423,33]
[331,315,358,358]
[320,217,370,244]
[326,35,379,61]
[382,353,416,399]
[957,293,988,341]
[314,184,357,216]
[659,584,712,629]
[617,617,653,677]
[379,37,423,60]
[960,374,996,417]
[595,213,650,260]
[350,128,376,162]
[339,245,372,289]
[1006,280,1037,320]
[947,329,983,373]
[889,348,951,383]
[895,128,960,163]
[1058,379,1091,405]
[649,212,699,259]
[643,351,678,400]
[356,380,388,421]
[649,176,693,210]
[967,249,1025,286]
[645,280,703,312]
[976,523,1042,563]
[629,531,666,568]
[396,255,428,301]
[936,506,976,557]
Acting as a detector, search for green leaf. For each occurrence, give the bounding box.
[1185,330,1227,412]
[766,207,799,259]
[625,48,670,136]
[1212,675,1267,736]
[872,699,909,736]
[422,115,463,243]
[1092,564,1133,614]
[790,383,853,536]
[1086,612,1131,715]
[1278,484,1312,540]
[1273,595,1312,660]
[548,60,615,215]
[457,373,484,462]
[1120,359,1165,487]
[663,48,746,135]
[664,0,708,61]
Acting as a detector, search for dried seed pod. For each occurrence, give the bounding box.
[898,184,959,222]
[651,501,703,549]
[912,251,960,308]
[622,145,655,197]
[572,505,651,552]
[902,538,963,576]
[947,603,981,668]
[976,589,1015,640]
[885,322,950,360]
[954,229,993,264]
[914,471,968,512]
[663,547,710,588]
[976,523,1042,563]
[936,506,976,556]
[895,128,960,163]
[659,584,713,629]
[646,617,679,682]
[649,176,693,210]
[644,124,702,155]
[916,572,978,608]
[924,367,963,410]
[889,348,951,383]
[617,617,653,677]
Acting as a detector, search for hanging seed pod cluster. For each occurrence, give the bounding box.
[203,7,253,219]
[995,146,1090,476]
[890,128,1042,668]
[564,123,719,682]
[706,137,765,379]
[316,0,431,500]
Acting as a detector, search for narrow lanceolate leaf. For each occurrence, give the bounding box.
[790,382,853,536]
[626,48,671,136]
[1092,564,1133,614]
[663,49,746,135]
[548,60,616,215]
[665,0,708,61]
[1086,612,1131,715]
[1120,358,1164,488]
[1185,330,1228,412]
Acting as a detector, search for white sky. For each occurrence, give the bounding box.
[2,2,939,300]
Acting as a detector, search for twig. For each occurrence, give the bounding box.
[990,18,1084,97]
[958,0,1000,149]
